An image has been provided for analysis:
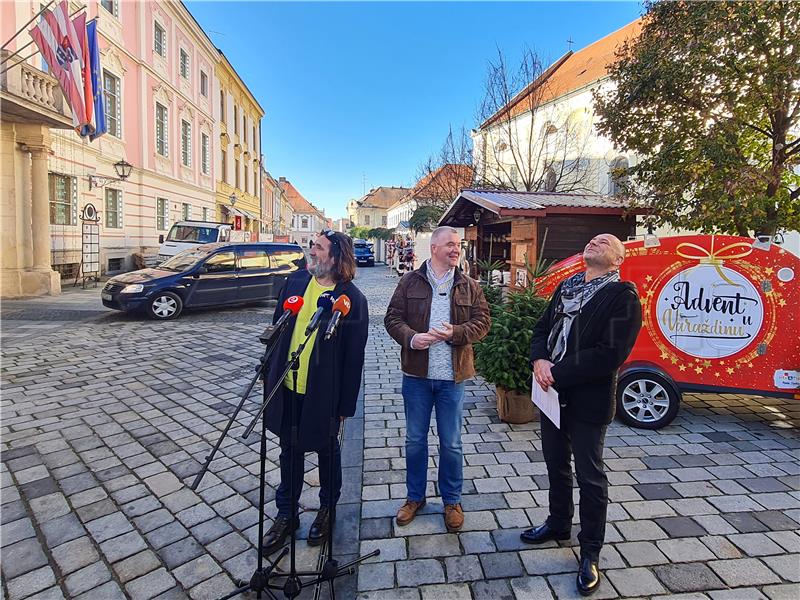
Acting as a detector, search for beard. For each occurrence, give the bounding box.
[308,259,333,279]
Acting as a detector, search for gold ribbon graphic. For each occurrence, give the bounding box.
[675,237,753,285]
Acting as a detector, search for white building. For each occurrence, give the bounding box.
[279,177,325,247]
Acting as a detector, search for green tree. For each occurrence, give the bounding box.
[348,226,371,240]
[367,227,394,241]
[409,205,445,232]
[594,1,800,237]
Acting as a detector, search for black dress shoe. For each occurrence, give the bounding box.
[262,516,298,554]
[520,522,571,544]
[308,506,334,547]
[576,557,600,596]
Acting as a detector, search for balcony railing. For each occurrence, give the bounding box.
[0,50,72,128]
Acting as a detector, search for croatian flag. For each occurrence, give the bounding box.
[87,19,107,141]
[29,0,89,131]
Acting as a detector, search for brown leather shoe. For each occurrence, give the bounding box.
[395,499,426,526]
[444,503,464,532]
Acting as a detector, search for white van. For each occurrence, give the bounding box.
[157,220,248,263]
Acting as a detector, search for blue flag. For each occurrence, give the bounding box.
[87,19,107,141]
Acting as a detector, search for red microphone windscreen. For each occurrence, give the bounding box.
[332,294,351,317]
[284,295,304,315]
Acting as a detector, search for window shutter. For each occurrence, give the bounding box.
[118,191,123,228]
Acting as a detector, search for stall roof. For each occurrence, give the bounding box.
[439,189,637,226]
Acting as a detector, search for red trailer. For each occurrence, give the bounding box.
[538,234,800,429]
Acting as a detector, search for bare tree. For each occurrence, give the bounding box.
[415,126,475,211]
[474,47,596,193]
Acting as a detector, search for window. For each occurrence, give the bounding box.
[105,188,122,228]
[201,133,209,175]
[609,156,629,196]
[200,71,208,97]
[154,21,166,58]
[156,197,169,230]
[382,215,387,226]
[220,90,225,120]
[364,214,370,226]
[204,251,235,273]
[252,125,257,149]
[239,249,269,269]
[101,0,118,17]
[181,202,191,220]
[244,165,249,193]
[155,102,168,156]
[181,120,192,166]
[221,149,227,183]
[103,70,121,137]
[49,174,76,225]
[233,105,238,133]
[179,49,189,79]
[107,257,123,272]
[242,114,246,139]
[301,216,309,229]
[202,207,210,222]
[235,158,240,188]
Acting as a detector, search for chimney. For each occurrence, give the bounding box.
[279,176,286,183]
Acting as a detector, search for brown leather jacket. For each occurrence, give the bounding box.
[384,263,491,383]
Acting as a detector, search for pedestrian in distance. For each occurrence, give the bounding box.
[384,226,491,532]
[521,233,642,596]
[261,230,369,553]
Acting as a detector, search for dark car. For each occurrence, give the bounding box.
[101,242,306,320]
[353,239,375,267]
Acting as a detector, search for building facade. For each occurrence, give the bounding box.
[279,177,325,247]
[0,17,73,296]
[216,51,263,238]
[261,169,294,238]
[44,0,221,277]
[351,186,408,230]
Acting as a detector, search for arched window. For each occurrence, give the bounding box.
[609,156,629,196]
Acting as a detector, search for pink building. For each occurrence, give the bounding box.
[2,0,220,278]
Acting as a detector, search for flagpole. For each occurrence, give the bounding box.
[0,5,86,76]
[0,0,55,51]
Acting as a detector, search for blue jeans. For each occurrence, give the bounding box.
[402,375,465,505]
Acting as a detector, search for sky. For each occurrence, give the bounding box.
[186,1,644,219]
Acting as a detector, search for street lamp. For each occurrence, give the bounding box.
[88,159,133,190]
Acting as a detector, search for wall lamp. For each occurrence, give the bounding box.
[88,159,133,190]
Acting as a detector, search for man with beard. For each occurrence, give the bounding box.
[521,233,642,596]
[385,226,491,532]
[261,230,368,553]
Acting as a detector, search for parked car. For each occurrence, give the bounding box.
[353,239,375,267]
[101,242,306,320]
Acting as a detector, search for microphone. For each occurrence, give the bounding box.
[305,291,334,335]
[324,294,351,340]
[259,295,303,344]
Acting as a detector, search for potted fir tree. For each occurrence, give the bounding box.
[475,252,552,423]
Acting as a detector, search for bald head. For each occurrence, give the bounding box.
[583,233,625,271]
[430,226,461,271]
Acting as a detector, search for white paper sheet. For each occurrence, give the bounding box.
[532,381,561,429]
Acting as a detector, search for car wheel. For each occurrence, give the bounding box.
[147,292,183,320]
[616,371,680,429]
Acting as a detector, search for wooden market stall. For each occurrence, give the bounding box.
[439,190,638,288]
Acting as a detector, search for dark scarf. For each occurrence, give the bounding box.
[547,270,620,362]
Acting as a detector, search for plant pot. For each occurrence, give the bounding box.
[496,386,539,424]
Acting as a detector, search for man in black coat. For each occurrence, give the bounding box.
[521,233,642,596]
[261,230,368,553]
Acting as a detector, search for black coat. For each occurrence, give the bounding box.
[530,279,642,425]
[264,271,369,450]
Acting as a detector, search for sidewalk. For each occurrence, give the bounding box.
[354,298,800,598]
[1,267,799,599]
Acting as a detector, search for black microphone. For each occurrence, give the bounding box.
[305,291,334,335]
[324,294,351,340]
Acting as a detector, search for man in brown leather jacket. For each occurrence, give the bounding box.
[385,226,491,532]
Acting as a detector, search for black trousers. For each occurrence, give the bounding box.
[275,390,342,518]
[541,413,608,561]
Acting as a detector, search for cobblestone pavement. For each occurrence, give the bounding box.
[2,265,799,600]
